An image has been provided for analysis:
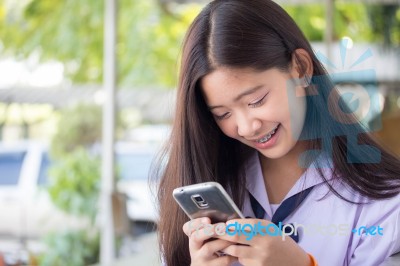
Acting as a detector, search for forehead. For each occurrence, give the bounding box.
[202,67,259,89]
[200,67,282,103]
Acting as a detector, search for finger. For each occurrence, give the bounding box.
[189,226,218,251]
[220,243,254,259]
[199,239,236,258]
[220,218,277,245]
[183,217,211,236]
[216,235,254,246]
[189,225,216,245]
[210,255,237,266]
[190,221,227,242]
[227,218,272,226]
[192,255,237,266]
[216,226,259,245]
[189,224,230,252]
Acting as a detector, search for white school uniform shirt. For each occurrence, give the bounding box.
[236,152,400,266]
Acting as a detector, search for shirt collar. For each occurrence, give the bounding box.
[245,151,335,218]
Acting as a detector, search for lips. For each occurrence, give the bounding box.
[256,124,280,143]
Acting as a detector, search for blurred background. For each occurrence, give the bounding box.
[0,0,399,265]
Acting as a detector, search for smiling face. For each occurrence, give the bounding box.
[201,66,307,161]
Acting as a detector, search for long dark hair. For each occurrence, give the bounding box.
[155,0,400,265]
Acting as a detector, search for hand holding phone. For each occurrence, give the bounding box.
[173,182,244,223]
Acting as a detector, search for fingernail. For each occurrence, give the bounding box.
[201,217,209,224]
[226,220,234,225]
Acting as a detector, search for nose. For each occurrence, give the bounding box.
[236,113,262,138]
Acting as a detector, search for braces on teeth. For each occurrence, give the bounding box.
[257,125,279,143]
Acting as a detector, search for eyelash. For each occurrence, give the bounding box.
[213,93,268,120]
[214,113,231,120]
[249,93,268,108]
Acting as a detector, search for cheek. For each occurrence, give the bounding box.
[276,84,307,140]
[287,95,307,139]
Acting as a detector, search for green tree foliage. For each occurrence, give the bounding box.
[285,4,325,41]
[40,229,100,266]
[44,104,104,265]
[0,1,398,89]
[283,3,399,46]
[44,102,129,264]
[117,1,200,87]
[48,148,100,221]
[0,0,200,87]
[366,5,400,46]
[0,0,104,82]
[50,104,102,158]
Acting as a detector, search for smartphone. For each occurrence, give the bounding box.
[173,181,245,223]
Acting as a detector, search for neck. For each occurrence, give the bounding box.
[259,141,309,204]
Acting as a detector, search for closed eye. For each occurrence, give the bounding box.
[249,93,268,108]
[214,112,231,120]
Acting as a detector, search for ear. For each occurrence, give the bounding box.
[290,48,313,80]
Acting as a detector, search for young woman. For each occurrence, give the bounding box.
[155,0,400,265]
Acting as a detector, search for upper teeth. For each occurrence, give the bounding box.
[257,125,279,143]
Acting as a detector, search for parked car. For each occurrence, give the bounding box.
[115,142,160,223]
[0,140,161,241]
[0,142,82,240]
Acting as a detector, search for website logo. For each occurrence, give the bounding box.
[287,38,382,167]
[189,221,384,241]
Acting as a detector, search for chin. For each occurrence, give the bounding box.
[258,149,287,160]
[258,144,297,160]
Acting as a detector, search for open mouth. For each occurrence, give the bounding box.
[257,124,280,143]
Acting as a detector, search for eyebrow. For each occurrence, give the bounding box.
[208,85,264,110]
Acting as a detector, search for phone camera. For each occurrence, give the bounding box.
[192,194,209,208]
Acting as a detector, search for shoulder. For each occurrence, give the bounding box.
[329,177,400,219]
[357,193,400,230]
[348,191,400,262]
[310,171,400,240]
[351,203,400,264]
[323,180,400,263]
